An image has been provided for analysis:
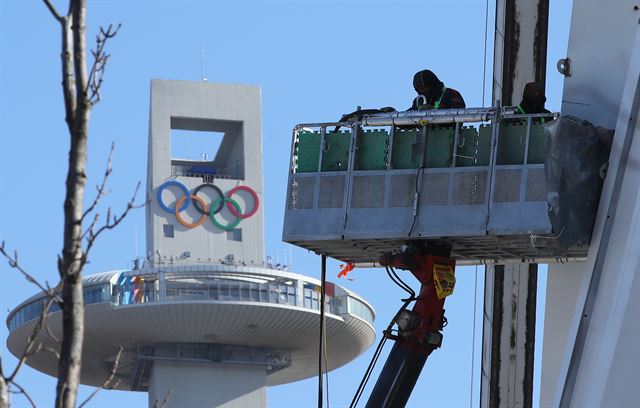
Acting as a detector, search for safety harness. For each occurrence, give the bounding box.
[517,105,546,124]
[433,86,447,109]
[418,86,447,110]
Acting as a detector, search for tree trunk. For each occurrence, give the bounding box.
[0,376,9,408]
[55,277,85,408]
[55,1,89,407]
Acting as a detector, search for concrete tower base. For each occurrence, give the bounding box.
[148,361,267,408]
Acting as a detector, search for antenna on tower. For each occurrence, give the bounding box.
[201,47,208,82]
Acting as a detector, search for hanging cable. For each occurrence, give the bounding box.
[482,0,490,107]
[386,265,416,300]
[318,254,327,408]
[324,304,330,408]
[349,298,413,408]
[350,329,387,408]
[469,265,479,407]
[408,166,425,237]
[385,265,409,296]
[350,260,418,407]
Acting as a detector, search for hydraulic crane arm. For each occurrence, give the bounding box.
[363,243,456,408]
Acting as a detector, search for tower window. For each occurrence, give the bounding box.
[226,228,242,242]
[163,224,175,238]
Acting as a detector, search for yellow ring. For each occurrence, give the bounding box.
[174,195,208,228]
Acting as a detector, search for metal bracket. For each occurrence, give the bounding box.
[557,58,572,76]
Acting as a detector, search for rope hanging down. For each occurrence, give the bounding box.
[318,255,327,408]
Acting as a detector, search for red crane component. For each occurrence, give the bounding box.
[381,251,456,355]
[357,243,456,408]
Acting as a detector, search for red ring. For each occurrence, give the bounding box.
[226,185,259,219]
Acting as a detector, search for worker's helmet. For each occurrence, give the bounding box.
[413,69,441,96]
[523,82,546,103]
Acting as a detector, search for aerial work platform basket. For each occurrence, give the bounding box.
[282,108,605,265]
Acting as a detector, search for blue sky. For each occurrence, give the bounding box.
[0,1,572,406]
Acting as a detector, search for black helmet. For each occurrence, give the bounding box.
[413,69,444,100]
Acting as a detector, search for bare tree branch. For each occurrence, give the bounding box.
[45,325,61,344]
[86,24,121,105]
[42,0,63,23]
[152,390,173,408]
[0,243,62,302]
[81,143,115,222]
[42,346,61,361]
[77,347,123,408]
[9,381,37,408]
[82,181,142,266]
[7,297,57,383]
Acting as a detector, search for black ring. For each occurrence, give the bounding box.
[193,183,224,215]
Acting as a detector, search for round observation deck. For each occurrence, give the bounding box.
[6,263,375,390]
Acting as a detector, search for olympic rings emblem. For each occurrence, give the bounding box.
[157,180,260,231]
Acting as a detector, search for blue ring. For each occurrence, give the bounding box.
[157,181,190,213]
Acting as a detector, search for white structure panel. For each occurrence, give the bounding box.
[540,262,584,407]
[560,1,639,128]
[560,35,640,404]
[542,4,640,405]
[148,361,267,408]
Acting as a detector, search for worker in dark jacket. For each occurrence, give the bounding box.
[516,82,552,122]
[409,69,466,110]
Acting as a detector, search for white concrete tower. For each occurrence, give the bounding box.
[6,80,376,408]
[146,79,264,265]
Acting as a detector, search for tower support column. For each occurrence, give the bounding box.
[148,361,268,408]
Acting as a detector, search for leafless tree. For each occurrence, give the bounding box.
[0,1,138,407]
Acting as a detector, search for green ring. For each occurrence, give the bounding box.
[209,197,242,230]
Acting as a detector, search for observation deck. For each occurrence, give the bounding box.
[283,108,608,264]
[6,263,375,390]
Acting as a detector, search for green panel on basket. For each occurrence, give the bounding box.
[477,125,492,165]
[456,126,491,167]
[425,127,454,168]
[356,129,388,170]
[455,127,478,167]
[497,122,527,165]
[296,131,321,173]
[391,129,420,169]
[527,124,546,164]
[321,131,351,171]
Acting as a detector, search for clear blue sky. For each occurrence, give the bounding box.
[0,1,572,407]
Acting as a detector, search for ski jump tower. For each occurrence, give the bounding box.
[6,80,375,407]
